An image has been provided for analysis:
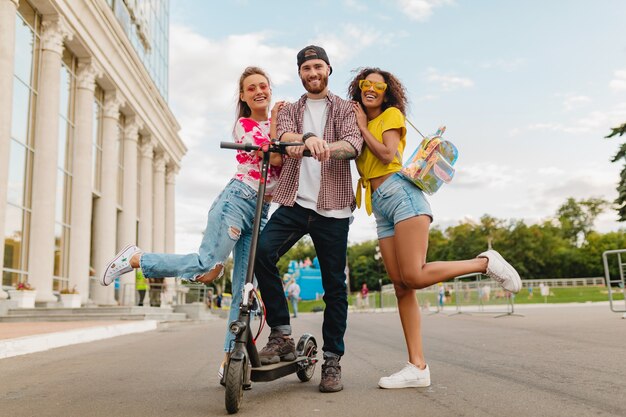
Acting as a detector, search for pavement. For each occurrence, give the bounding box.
[1,301,622,361]
[1,302,625,417]
[0,320,158,359]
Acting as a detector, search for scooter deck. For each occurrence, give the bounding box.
[250,355,312,382]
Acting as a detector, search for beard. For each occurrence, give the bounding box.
[301,73,329,94]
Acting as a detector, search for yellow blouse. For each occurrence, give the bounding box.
[356,107,407,215]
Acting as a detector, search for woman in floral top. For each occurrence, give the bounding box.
[100,66,284,378]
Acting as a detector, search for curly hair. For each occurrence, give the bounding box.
[236,66,271,119]
[347,67,408,116]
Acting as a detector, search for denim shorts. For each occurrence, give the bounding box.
[372,172,433,239]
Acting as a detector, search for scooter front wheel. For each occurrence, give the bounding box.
[296,338,317,382]
[225,358,246,414]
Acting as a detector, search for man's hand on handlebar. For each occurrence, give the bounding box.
[304,136,331,162]
[286,144,306,158]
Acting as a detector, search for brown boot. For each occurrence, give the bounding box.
[319,356,343,392]
[258,334,296,365]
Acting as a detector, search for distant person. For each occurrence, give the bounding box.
[286,279,301,318]
[148,278,163,307]
[135,268,147,306]
[463,283,471,302]
[350,67,521,389]
[528,284,533,299]
[360,283,370,308]
[438,283,445,309]
[482,284,492,302]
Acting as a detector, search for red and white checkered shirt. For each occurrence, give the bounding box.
[274,91,363,211]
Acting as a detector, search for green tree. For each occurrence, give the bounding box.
[556,197,608,245]
[277,236,316,276]
[606,122,626,220]
[347,240,387,291]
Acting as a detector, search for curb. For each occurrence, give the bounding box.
[0,320,158,359]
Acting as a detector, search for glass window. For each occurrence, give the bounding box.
[53,222,62,277]
[10,78,30,145]
[92,90,103,192]
[14,16,34,85]
[55,172,64,224]
[57,115,68,171]
[59,66,70,120]
[3,204,24,271]
[2,271,26,289]
[117,116,124,206]
[7,140,26,206]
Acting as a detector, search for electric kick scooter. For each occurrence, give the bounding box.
[219,140,318,414]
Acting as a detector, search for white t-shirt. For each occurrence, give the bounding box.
[287,282,300,299]
[296,98,352,219]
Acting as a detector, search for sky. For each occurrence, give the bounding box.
[167,0,626,254]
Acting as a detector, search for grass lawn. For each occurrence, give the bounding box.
[290,286,624,313]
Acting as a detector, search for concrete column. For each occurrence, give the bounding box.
[164,164,178,303]
[152,152,167,253]
[138,136,155,252]
[117,116,142,305]
[152,151,167,306]
[0,0,19,299]
[91,91,124,305]
[68,60,101,304]
[28,15,72,302]
[165,164,178,254]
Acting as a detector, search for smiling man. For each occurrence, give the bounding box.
[254,45,363,393]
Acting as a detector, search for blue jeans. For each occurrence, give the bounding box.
[255,204,349,357]
[289,296,299,317]
[140,179,269,351]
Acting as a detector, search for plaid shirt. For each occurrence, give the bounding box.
[275,91,363,211]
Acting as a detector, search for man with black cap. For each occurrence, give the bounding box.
[254,45,363,393]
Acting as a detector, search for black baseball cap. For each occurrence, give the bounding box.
[296,45,332,75]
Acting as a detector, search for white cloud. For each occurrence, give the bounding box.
[344,0,368,12]
[520,103,626,135]
[312,24,390,67]
[453,163,523,189]
[562,94,591,112]
[479,58,525,72]
[609,69,626,92]
[426,68,474,91]
[397,0,454,22]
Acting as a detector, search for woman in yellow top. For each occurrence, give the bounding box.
[350,68,521,389]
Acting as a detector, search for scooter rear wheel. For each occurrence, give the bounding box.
[225,359,246,414]
[296,339,317,382]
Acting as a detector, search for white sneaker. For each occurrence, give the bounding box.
[478,249,521,293]
[378,363,431,389]
[100,244,140,286]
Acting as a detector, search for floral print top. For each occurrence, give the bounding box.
[233,117,281,195]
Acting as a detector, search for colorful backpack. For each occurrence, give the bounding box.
[400,125,458,195]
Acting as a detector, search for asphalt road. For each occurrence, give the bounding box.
[1,304,625,417]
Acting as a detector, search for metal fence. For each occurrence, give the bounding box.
[381,275,518,317]
[602,249,626,314]
[116,281,216,308]
[451,273,518,317]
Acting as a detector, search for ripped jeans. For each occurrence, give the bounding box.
[140,178,269,351]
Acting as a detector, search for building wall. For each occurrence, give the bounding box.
[0,0,186,306]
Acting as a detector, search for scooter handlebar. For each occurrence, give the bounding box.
[220,141,312,157]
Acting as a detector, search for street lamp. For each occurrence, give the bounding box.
[375,246,383,308]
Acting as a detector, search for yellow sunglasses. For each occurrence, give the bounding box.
[359,79,388,93]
